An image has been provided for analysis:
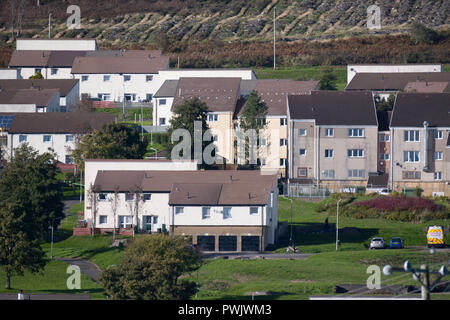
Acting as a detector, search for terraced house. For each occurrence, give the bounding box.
[287,91,379,193]
[389,93,450,196]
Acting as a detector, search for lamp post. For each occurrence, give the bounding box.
[336,199,342,251]
[50,217,63,259]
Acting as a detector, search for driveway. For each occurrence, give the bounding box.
[54,258,101,283]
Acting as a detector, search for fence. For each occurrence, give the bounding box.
[284,182,367,198]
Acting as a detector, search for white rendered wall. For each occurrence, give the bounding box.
[17,39,97,51]
[0,104,36,112]
[0,69,18,79]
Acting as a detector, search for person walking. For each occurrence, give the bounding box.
[17,290,25,300]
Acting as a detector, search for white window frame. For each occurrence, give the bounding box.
[119,216,132,228]
[434,152,443,161]
[146,75,153,82]
[404,130,420,142]
[347,149,364,158]
[43,135,52,143]
[51,68,58,75]
[143,193,152,201]
[99,215,108,225]
[348,128,364,137]
[348,169,365,178]
[19,135,27,143]
[404,151,420,163]
[380,153,390,160]
[81,75,89,82]
[299,129,307,136]
[249,207,259,215]
[103,75,111,82]
[125,193,135,202]
[322,169,335,178]
[202,207,211,219]
[325,128,334,137]
[434,172,442,181]
[299,149,306,156]
[159,99,167,106]
[280,138,287,146]
[223,207,232,220]
[175,206,184,215]
[98,193,108,201]
[280,118,287,126]
[207,114,218,122]
[324,149,334,158]
[434,130,443,139]
[123,75,131,82]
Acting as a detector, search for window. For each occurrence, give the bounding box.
[159,99,167,106]
[146,75,153,82]
[35,68,42,74]
[260,158,266,166]
[434,152,443,160]
[81,75,89,82]
[325,128,334,137]
[380,154,390,160]
[175,207,184,215]
[380,134,390,142]
[348,128,364,137]
[299,129,307,136]
[434,130,443,139]
[207,114,218,122]
[434,172,442,181]
[51,68,58,75]
[98,93,111,101]
[99,193,108,201]
[404,130,420,142]
[322,169,335,178]
[159,118,166,126]
[65,155,74,164]
[280,158,286,166]
[403,171,421,179]
[146,94,153,101]
[223,207,232,219]
[125,193,135,201]
[324,149,334,158]
[19,135,27,142]
[299,149,306,156]
[103,75,110,82]
[348,169,365,178]
[99,216,107,225]
[143,216,152,231]
[143,193,151,201]
[123,75,131,82]
[280,139,287,146]
[347,149,364,158]
[153,216,158,224]
[43,135,52,142]
[298,167,307,177]
[404,151,420,163]
[202,207,211,219]
[259,138,266,146]
[124,94,136,102]
[249,207,258,215]
[280,118,287,126]
[65,135,73,143]
[119,216,132,228]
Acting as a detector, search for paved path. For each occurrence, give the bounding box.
[54,258,101,283]
[0,293,90,300]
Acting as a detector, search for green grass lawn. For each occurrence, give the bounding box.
[253,65,347,90]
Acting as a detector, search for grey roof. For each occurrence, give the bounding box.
[390,93,450,128]
[288,91,378,126]
[0,79,78,97]
[0,88,59,107]
[404,81,450,93]
[9,50,88,68]
[154,80,179,98]
[71,55,169,74]
[346,72,450,91]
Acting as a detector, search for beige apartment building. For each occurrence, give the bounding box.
[287,91,379,192]
[390,93,450,196]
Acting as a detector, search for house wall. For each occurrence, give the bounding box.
[17,67,73,80]
[207,112,234,164]
[260,116,287,176]
[0,104,37,112]
[378,131,391,174]
[16,39,97,51]
[347,64,443,84]
[0,69,18,79]
[153,97,174,126]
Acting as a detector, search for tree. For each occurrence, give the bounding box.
[108,186,120,241]
[72,123,148,171]
[374,94,396,112]
[409,22,439,45]
[318,67,338,90]
[29,70,44,79]
[99,234,201,300]
[165,97,213,168]
[238,90,268,168]
[0,144,64,289]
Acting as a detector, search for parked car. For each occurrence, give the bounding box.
[389,237,404,249]
[369,237,386,249]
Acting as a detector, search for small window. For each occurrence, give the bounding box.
[324,149,334,158]
[434,172,442,181]
[249,207,258,215]
[119,216,132,228]
[280,118,287,126]
[81,75,89,82]
[348,169,365,178]
[103,75,110,82]
[146,75,153,82]
[322,169,335,178]
[404,130,420,142]
[19,135,27,142]
[434,152,443,160]
[434,130,443,139]
[123,75,131,82]
[299,129,307,136]
[202,207,211,219]
[325,128,334,137]
[175,207,184,215]
[404,151,420,163]
[143,193,151,201]
[223,207,232,219]
[159,99,167,106]
[65,155,74,164]
[280,158,286,166]
[99,193,108,201]
[35,68,42,74]
[51,68,58,75]
[348,128,364,137]
[347,149,364,158]
[125,193,135,201]
[159,118,166,126]
[298,167,307,177]
[66,135,73,143]
[43,135,52,142]
[153,216,158,224]
[403,171,421,179]
[99,216,108,224]
[207,114,218,122]
[380,154,390,160]
[380,134,390,142]
[299,149,306,156]
[280,139,287,146]
[146,94,153,101]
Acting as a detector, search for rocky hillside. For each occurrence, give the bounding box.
[0,0,449,47]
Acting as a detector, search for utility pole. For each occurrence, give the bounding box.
[48,13,52,38]
[336,199,342,251]
[273,7,276,70]
[421,264,430,300]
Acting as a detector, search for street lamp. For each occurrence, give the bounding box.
[336,199,342,251]
[50,217,63,259]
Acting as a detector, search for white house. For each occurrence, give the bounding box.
[87,168,278,252]
[0,69,18,79]
[6,112,115,163]
[347,64,443,84]
[16,39,98,51]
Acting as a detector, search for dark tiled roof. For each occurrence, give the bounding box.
[0,88,59,106]
[346,72,450,91]
[390,93,450,128]
[85,50,162,58]
[94,170,277,205]
[8,112,115,134]
[9,50,88,67]
[172,78,241,113]
[0,79,78,97]
[288,91,378,126]
[367,173,389,188]
[71,55,169,74]
[404,81,450,93]
[154,80,179,98]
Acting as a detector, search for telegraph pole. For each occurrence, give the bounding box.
[421,264,430,300]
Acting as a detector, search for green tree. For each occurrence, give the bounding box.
[99,234,201,300]
[318,67,338,90]
[72,123,148,170]
[409,22,439,45]
[29,69,44,79]
[165,97,213,168]
[238,90,268,168]
[374,94,396,112]
[0,144,64,289]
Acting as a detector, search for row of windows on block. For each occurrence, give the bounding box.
[298,149,364,158]
[403,151,444,162]
[19,134,74,143]
[297,168,365,178]
[96,93,153,102]
[81,75,154,82]
[404,130,444,142]
[402,171,443,180]
[98,193,152,201]
[99,215,158,229]
[296,128,364,137]
[297,149,443,161]
[175,206,260,220]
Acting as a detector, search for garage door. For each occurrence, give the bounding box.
[219,236,237,252]
[197,236,215,251]
[241,236,260,252]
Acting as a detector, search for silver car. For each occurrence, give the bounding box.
[369,237,386,249]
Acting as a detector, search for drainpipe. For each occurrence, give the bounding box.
[423,121,429,172]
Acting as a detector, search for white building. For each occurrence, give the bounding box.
[86,167,278,252]
[0,69,18,79]
[16,39,98,51]
[347,64,443,84]
[6,112,115,163]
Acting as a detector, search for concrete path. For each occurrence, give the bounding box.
[54,258,101,283]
